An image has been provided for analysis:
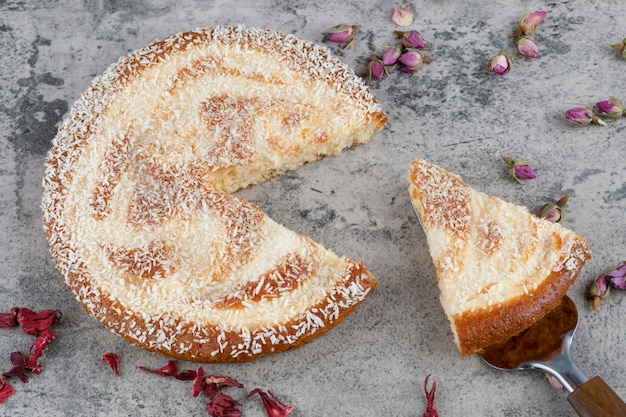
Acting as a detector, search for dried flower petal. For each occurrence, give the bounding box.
[3,351,30,383]
[396,30,427,49]
[174,369,199,381]
[487,52,512,75]
[206,393,242,417]
[26,329,55,374]
[516,38,539,58]
[422,375,439,417]
[0,376,15,404]
[101,352,120,377]
[16,308,61,336]
[247,388,293,417]
[392,4,414,27]
[565,106,607,127]
[138,360,179,377]
[192,367,205,398]
[0,308,19,329]
[595,97,625,119]
[325,24,360,48]
[368,56,385,81]
[204,375,244,399]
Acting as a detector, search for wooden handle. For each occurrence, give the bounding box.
[567,376,626,417]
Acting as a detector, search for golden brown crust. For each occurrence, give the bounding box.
[42,26,384,362]
[407,158,591,355]
[455,239,590,355]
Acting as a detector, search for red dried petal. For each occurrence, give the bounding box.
[17,308,62,336]
[0,308,19,329]
[0,376,15,404]
[101,352,120,377]
[26,329,55,374]
[175,369,199,381]
[422,375,439,417]
[3,351,29,383]
[192,367,204,398]
[247,388,293,417]
[206,393,242,417]
[204,375,244,399]
[138,360,179,377]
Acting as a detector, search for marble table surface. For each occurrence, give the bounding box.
[1,0,625,416]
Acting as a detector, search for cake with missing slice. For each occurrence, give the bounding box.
[42,26,386,363]
[408,158,591,355]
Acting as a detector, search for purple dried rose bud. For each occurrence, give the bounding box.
[487,52,512,76]
[607,261,626,290]
[382,45,402,66]
[392,4,414,27]
[501,155,536,183]
[396,30,427,49]
[539,195,569,223]
[518,11,546,35]
[325,24,360,48]
[565,106,607,127]
[588,273,611,310]
[516,38,539,58]
[368,56,385,81]
[595,98,625,119]
[399,49,423,71]
[546,374,567,393]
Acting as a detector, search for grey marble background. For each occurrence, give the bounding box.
[1,0,625,416]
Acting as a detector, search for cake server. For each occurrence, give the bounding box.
[409,199,626,416]
[479,295,626,417]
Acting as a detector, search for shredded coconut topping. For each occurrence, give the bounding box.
[42,26,384,362]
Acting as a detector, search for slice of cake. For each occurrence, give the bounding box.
[42,26,386,363]
[407,158,591,355]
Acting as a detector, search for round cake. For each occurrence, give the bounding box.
[42,26,386,362]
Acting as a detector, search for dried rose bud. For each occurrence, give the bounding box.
[0,308,19,329]
[392,4,414,27]
[516,38,539,58]
[399,49,434,72]
[607,261,626,290]
[248,388,293,417]
[368,56,386,81]
[422,375,439,417]
[0,376,15,404]
[501,155,536,183]
[517,11,547,36]
[101,352,120,377]
[588,273,610,310]
[565,106,607,127]
[206,393,242,417]
[595,98,625,119]
[16,308,61,336]
[546,374,567,392]
[539,195,569,223]
[325,24,360,48]
[487,52,512,76]
[396,30,427,49]
[382,45,402,66]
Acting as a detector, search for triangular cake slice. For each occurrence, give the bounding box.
[407,158,591,355]
[42,27,386,362]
